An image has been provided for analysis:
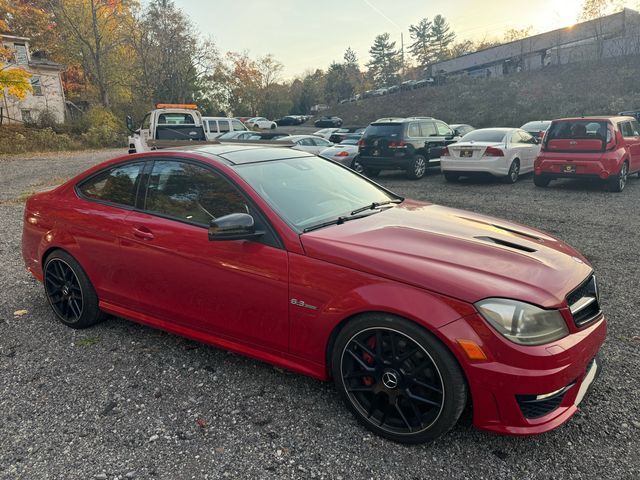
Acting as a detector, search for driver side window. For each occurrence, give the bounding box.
[144,160,248,226]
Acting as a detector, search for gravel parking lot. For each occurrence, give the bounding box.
[1,150,639,480]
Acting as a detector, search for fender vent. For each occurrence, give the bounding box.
[474,236,536,253]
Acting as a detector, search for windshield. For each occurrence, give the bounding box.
[234,157,396,232]
[460,129,507,143]
[521,121,550,131]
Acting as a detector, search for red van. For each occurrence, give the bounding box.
[534,116,640,192]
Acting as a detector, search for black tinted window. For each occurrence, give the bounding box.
[145,161,248,225]
[547,121,608,140]
[620,122,635,138]
[364,124,402,138]
[78,162,143,207]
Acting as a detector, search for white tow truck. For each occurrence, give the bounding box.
[126,104,213,154]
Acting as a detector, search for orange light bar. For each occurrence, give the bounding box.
[456,339,488,361]
[156,103,198,110]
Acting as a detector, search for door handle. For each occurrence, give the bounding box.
[132,226,154,240]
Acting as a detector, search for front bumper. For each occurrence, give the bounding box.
[438,312,606,435]
[440,156,509,176]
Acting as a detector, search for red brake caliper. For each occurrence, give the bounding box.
[362,336,377,386]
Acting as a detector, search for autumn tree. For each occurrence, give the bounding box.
[367,33,401,87]
[0,1,57,53]
[408,18,434,68]
[0,34,32,123]
[51,0,135,109]
[579,0,619,59]
[431,15,456,61]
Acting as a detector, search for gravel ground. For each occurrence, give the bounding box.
[1,150,639,480]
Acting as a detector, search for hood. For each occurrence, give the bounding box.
[300,201,591,308]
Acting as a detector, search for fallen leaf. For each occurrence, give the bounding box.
[196,419,208,428]
[13,310,28,316]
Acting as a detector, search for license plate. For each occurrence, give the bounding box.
[562,164,576,173]
[460,149,473,158]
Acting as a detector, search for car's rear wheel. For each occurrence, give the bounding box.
[331,314,467,444]
[534,175,551,187]
[270,123,276,129]
[444,172,459,182]
[407,155,427,180]
[364,168,380,178]
[44,251,105,329]
[608,161,628,192]
[351,158,364,174]
[503,159,520,183]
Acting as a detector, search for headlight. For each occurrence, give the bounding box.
[475,298,569,346]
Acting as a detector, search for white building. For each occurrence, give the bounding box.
[1,34,66,124]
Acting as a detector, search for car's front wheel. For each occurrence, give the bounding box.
[407,155,427,180]
[44,250,105,329]
[331,314,467,444]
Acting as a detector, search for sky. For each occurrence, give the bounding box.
[173,0,638,78]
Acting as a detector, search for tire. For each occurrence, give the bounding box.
[407,155,428,180]
[503,159,520,183]
[364,168,380,178]
[270,123,276,129]
[534,175,551,187]
[351,157,365,174]
[43,250,105,329]
[608,161,628,192]
[331,313,467,444]
[443,172,459,182]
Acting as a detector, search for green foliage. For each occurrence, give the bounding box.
[431,15,456,61]
[367,33,402,88]
[81,107,124,148]
[408,18,434,68]
[324,62,356,103]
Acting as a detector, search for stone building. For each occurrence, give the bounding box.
[1,34,66,124]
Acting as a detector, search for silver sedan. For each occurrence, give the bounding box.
[319,135,363,173]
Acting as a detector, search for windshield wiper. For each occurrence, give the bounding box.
[302,210,384,233]
[350,198,404,216]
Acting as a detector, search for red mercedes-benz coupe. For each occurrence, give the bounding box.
[22,145,606,443]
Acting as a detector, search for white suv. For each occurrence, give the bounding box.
[202,117,249,140]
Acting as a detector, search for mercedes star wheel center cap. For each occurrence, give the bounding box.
[382,370,399,389]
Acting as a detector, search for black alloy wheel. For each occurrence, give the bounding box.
[44,251,105,329]
[332,314,467,443]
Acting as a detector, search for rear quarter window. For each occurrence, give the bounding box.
[78,162,144,207]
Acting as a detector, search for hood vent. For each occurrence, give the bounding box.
[458,216,543,241]
[474,236,537,253]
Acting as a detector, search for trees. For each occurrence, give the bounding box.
[0,38,33,123]
[51,0,134,109]
[504,26,533,42]
[367,33,401,87]
[431,15,456,61]
[408,18,433,68]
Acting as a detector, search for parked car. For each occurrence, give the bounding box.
[328,127,365,144]
[287,135,333,155]
[275,116,302,126]
[358,116,461,179]
[440,128,540,183]
[534,116,640,192]
[319,134,362,172]
[372,88,388,97]
[217,131,291,141]
[400,80,417,90]
[361,90,374,99]
[618,110,640,122]
[387,85,400,94]
[202,117,248,140]
[23,144,606,443]
[449,124,475,137]
[313,127,340,140]
[413,77,435,88]
[521,120,552,141]
[314,116,343,128]
[246,117,277,130]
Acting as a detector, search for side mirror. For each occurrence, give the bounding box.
[444,134,455,141]
[208,213,263,241]
[126,115,135,133]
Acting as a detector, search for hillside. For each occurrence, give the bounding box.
[323,55,640,128]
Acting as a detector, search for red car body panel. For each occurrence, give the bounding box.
[22,149,607,436]
[535,116,640,179]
